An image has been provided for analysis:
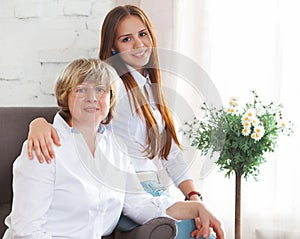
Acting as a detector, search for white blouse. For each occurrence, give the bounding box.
[3,113,176,239]
[109,66,193,186]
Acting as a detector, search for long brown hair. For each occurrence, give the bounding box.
[99,5,181,159]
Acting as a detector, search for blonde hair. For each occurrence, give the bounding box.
[55,58,119,124]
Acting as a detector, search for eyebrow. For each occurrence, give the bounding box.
[117,28,147,39]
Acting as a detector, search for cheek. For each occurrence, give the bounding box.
[68,96,75,114]
[68,95,81,116]
[144,37,153,47]
[100,95,110,111]
[114,40,130,53]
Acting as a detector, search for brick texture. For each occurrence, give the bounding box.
[0,0,114,106]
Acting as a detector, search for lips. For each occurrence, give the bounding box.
[132,48,148,58]
[84,107,99,112]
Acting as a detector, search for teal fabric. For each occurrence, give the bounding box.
[116,180,216,239]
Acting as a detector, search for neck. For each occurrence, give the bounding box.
[68,120,99,156]
[133,66,144,75]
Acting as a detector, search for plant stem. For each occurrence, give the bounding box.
[235,170,242,239]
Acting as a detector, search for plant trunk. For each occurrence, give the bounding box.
[235,171,242,239]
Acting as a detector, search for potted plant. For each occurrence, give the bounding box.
[181,90,293,239]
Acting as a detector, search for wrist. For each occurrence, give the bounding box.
[189,194,202,201]
[185,191,203,201]
[30,117,47,128]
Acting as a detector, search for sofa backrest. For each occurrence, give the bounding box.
[0,107,58,237]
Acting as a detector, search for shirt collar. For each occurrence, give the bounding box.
[53,113,106,136]
[126,65,151,88]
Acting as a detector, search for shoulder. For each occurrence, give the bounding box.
[13,141,56,176]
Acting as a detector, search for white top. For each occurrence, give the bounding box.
[109,66,192,186]
[3,113,176,239]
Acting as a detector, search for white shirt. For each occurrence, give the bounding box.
[109,66,192,186]
[4,113,176,239]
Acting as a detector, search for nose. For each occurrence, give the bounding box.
[86,88,97,102]
[134,37,144,48]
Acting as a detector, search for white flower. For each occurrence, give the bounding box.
[255,104,265,116]
[227,106,238,115]
[251,116,260,126]
[251,125,265,140]
[277,120,286,129]
[251,133,259,140]
[245,109,256,120]
[242,120,251,128]
[241,114,251,123]
[279,120,294,136]
[229,97,238,107]
[242,127,251,136]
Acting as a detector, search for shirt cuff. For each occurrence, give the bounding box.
[152,195,179,222]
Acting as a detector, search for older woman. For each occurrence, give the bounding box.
[3,58,225,239]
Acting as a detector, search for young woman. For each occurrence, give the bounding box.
[4,58,225,239]
[27,5,220,239]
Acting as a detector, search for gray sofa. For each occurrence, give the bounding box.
[0,107,177,239]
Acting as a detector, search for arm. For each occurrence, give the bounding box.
[163,141,207,237]
[28,117,60,163]
[166,201,225,239]
[124,179,225,239]
[123,161,225,239]
[8,141,55,238]
[179,179,207,238]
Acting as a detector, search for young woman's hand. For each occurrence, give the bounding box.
[190,217,211,238]
[190,221,214,238]
[166,201,226,239]
[188,193,206,238]
[193,202,225,239]
[27,117,60,163]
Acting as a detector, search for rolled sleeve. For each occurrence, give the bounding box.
[122,161,177,224]
[123,192,177,224]
[162,140,193,187]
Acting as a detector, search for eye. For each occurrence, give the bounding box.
[95,86,105,94]
[139,31,147,37]
[75,87,87,94]
[121,37,130,42]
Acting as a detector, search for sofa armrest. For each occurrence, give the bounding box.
[103,217,177,239]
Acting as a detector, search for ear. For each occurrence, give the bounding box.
[111,48,117,55]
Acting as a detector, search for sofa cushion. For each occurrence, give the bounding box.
[0,107,57,237]
[0,203,11,237]
[0,107,58,205]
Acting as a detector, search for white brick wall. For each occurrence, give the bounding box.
[0,0,114,106]
[0,0,174,106]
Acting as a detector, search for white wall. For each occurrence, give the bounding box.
[0,0,114,106]
[0,0,178,107]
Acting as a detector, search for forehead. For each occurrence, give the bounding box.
[76,71,111,86]
[116,15,146,36]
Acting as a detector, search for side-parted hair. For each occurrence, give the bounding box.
[99,5,181,160]
[55,58,119,124]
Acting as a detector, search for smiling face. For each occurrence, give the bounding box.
[55,59,119,130]
[68,82,110,129]
[113,15,153,73]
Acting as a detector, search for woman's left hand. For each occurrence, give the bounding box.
[189,194,210,238]
[190,217,213,238]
